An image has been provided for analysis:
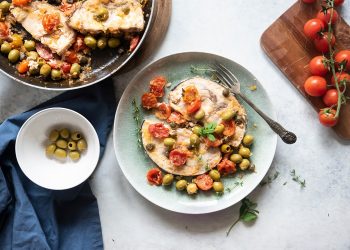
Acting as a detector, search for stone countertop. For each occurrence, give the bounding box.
[1,1,349,249]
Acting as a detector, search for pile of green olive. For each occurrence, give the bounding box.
[84,35,121,50]
[45,128,87,161]
[228,134,254,171]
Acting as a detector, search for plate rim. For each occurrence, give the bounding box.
[113,51,277,214]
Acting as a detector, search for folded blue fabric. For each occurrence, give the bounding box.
[0,80,116,250]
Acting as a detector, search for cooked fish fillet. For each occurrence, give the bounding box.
[142,120,222,176]
[68,0,144,35]
[11,2,76,55]
[169,77,247,147]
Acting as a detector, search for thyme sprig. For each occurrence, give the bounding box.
[290,169,306,188]
[260,171,279,187]
[132,98,142,148]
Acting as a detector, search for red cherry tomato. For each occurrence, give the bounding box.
[186,99,201,114]
[323,89,339,107]
[183,86,199,104]
[217,159,236,176]
[302,0,316,3]
[303,19,324,39]
[0,22,9,39]
[42,13,60,33]
[334,0,345,6]
[335,50,350,71]
[155,103,171,120]
[146,168,163,185]
[167,112,186,124]
[148,123,169,139]
[318,108,338,127]
[169,149,188,167]
[64,51,78,64]
[313,32,335,53]
[194,174,213,191]
[304,76,327,96]
[222,120,236,136]
[204,138,222,148]
[61,62,71,74]
[316,8,339,26]
[141,93,158,109]
[309,56,328,76]
[12,0,31,6]
[331,72,350,90]
[150,76,167,97]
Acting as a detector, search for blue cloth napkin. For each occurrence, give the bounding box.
[0,80,116,250]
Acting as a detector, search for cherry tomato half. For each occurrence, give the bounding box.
[313,32,335,53]
[316,8,339,26]
[318,108,338,127]
[323,89,339,107]
[155,103,171,120]
[146,168,163,185]
[335,50,350,71]
[167,112,186,124]
[150,76,166,97]
[304,76,327,96]
[183,85,199,104]
[169,149,188,167]
[186,99,201,114]
[12,0,31,6]
[194,174,213,191]
[42,13,60,33]
[303,19,324,39]
[148,123,169,139]
[222,120,236,136]
[141,92,158,109]
[0,22,9,39]
[309,56,328,76]
[217,159,236,176]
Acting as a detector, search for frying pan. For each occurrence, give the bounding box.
[0,0,154,90]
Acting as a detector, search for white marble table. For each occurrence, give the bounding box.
[1,0,350,249]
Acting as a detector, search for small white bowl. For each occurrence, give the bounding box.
[16,108,100,190]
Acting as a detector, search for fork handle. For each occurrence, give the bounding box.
[237,93,297,144]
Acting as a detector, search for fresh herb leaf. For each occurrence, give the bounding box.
[290,169,306,188]
[241,212,258,222]
[207,134,216,141]
[199,122,217,141]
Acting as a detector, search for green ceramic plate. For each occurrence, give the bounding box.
[113,52,277,214]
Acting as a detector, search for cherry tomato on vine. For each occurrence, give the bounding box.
[302,0,316,3]
[316,8,339,26]
[303,19,324,39]
[335,50,350,71]
[331,72,350,90]
[334,0,345,6]
[318,108,338,127]
[304,76,327,96]
[323,89,339,107]
[309,56,328,76]
[313,32,335,53]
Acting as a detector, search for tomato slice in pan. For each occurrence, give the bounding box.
[148,123,169,139]
[194,174,213,191]
[217,159,236,175]
[169,149,188,167]
[150,76,167,97]
[155,103,171,120]
[147,168,163,185]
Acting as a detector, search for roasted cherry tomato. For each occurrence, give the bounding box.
[204,138,222,148]
[303,19,324,39]
[318,108,338,127]
[186,99,201,114]
[323,89,339,107]
[73,35,87,52]
[0,22,9,39]
[194,174,213,191]
[217,159,236,175]
[12,0,31,6]
[222,120,236,136]
[309,56,328,76]
[150,76,166,97]
[155,103,171,120]
[313,32,335,53]
[169,149,188,167]
[335,50,350,71]
[316,8,339,26]
[64,51,78,64]
[141,92,158,109]
[167,112,186,124]
[42,13,60,33]
[331,72,350,90]
[183,86,199,104]
[61,62,71,74]
[304,76,327,96]
[17,60,29,74]
[148,123,169,139]
[129,35,140,52]
[146,168,163,185]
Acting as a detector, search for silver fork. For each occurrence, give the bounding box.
[212,63,297,144]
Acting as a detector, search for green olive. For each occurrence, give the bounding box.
[230,153,243,164]
[162,174,174,186]
[40,64,51,78]
[192,126,202,136]
[97,37,107,49]
[49,129,59,142]
[24,40,35,51]
[221,144,232,154]
[29,67,39,75]
[222,88,230,97]
[54,148,67,159]
[186,183,198,195]
[38,58,46,67]
[68,141,77,150]
[70,63,81,78]
[45,144,56,156]
[239,146,251,158]
[145,143,155,151]
[8,49,20,63]
[194,109,205,120]
[56,139,68,149]
[94,7,109,22]
[0,1,10,13]
[77,139,87,151]
[239,159,250,170]
[59,128,70,139]
[69,151,80,161]
[175,179,187,191]
[1,42,11,54]
[27,51,38,60]
[79,56,89,65]
[84,35,97,49]
[107,38,120,48]
[209,169,221,181]
[221,109,235,121]
[213,181,224,192]
[214,124,225,134]
[51,69,61,80]
[163,137,175,148]
[243,134,254,147]
[190,134,200,146]
[71,132,82,141]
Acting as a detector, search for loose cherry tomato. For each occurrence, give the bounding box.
[316,8,339,26]
[318,108,338,127]
[0,22,9,39]
[222,120,236,136]
[304,76,327,96]
[186,99,201,114]
[194,174,213,191]
[155,103,171,120]
[167,112,186,124]
[12,0,31,6]
[331,72,350,90]
[204,138,222,147]
[302,0,316,3]
[323,89,339,107]
[61,62,71,74]
[303,19,324,39]
[17,60,29,74]
[146,168,163,185]
[335,50,350,71]
[169,149,188,167]
[42,13,60,33]
[129,35,140,52]
[141,92,158,109]
[150,76,166,97]
[148,123,169,139]
[64,51,78,64]
[183,86,199,104]
[313,32,335,53]
[309,56,328,76]
[217,159,236,176]
[334,0,345,6]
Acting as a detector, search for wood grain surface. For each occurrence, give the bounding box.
[261,1,350,139]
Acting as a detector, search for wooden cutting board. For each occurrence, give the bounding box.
[261,1,350,140]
